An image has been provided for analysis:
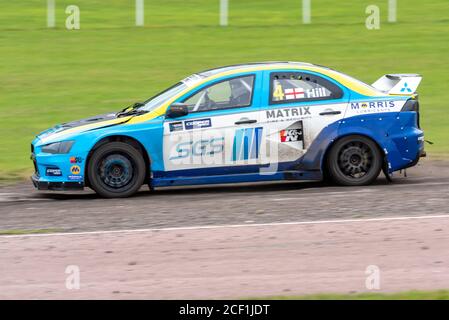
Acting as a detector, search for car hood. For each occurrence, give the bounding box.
[36,112,122,141]
[34,108,164,146]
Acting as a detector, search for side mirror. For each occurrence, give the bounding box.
[166,103,189,118]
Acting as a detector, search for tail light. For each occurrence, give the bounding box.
[400,98,420,128]
[400,99,419,112]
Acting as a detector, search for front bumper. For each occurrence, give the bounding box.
[30,139,88,191]
[31,174,84,191]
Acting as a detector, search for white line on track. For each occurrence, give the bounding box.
[2,214,449,239]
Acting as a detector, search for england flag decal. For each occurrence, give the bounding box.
[284,88,305,100]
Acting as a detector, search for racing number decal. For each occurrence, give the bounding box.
[272,84,285,101]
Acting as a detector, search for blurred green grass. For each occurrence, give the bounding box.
[250,290,449,300]
[0,0,448,179]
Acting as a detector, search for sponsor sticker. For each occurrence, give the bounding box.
[169,121,183,132]
[68,175,83,181]
[350,101,396,114]
[46,167,62,176]
[70,156,83,164]
[266,107,311,122]
[169,137,224,161]
[168,121,184,132]
[280,128,303,142]
[184,118,211,130]
[232,127,263,161]
[70,165,81,175]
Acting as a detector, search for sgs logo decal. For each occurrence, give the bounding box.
[70,165,81,175]
[169,138,224,160]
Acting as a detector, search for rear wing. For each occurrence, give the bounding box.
[371,74,422,95]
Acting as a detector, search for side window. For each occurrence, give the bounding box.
[270,72,342,104]
[183,75,255,112]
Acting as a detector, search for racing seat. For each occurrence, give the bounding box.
[229,78,252,107]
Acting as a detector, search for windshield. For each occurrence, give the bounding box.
[139,82,188,112]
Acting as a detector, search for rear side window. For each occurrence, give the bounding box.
[270,72,343,105]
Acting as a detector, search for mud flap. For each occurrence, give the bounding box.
[382,160,393,183]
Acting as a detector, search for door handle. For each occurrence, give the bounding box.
[319,110,341,116]
[235,119,257,125]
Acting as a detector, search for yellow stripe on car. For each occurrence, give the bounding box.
[128,64,381,124]
[42,64,383,139]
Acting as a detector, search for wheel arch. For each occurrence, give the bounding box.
[84,135,151,188]
[321,132,387,179]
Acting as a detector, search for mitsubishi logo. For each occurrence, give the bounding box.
[400,82,412,93]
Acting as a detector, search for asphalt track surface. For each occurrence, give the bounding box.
[1,158,449,298]
[1,159,449,233]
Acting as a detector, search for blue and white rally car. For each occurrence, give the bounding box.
[31,62,425,198]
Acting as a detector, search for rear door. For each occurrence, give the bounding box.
[162,73,263,175]
[259,70,349,168]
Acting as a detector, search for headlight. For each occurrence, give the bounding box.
[41,141,75,154]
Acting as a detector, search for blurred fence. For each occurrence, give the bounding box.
[0,0,401,30]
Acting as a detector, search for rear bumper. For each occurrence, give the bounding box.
[401,147,425,170]
[387,111,425,172]
[31,174,84,191]
[419,149,426,158]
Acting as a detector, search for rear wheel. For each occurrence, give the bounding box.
[88,142,146,198]
[327,135,382,186]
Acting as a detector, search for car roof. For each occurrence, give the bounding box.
[196,61,320,77]
[188,61,383,97]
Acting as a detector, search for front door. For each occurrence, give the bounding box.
[162,73,263,176]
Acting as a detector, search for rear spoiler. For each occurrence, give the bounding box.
[371,74,422,95]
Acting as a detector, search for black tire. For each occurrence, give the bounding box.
[327,135,382,186]
[87,142,146,198]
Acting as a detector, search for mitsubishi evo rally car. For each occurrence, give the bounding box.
[31,62,425,198]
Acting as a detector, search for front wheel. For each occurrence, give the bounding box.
[327,135,382,186]
[88,142,146,198]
